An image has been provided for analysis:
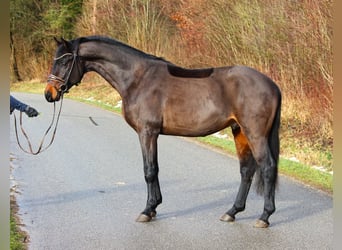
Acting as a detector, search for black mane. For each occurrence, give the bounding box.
[74,35,214,78]
[75,35,170,63]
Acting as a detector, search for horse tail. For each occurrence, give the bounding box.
[255,90,281,195]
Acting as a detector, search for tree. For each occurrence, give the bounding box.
[10,0,83,81]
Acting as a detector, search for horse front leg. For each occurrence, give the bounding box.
[136,130,162,222]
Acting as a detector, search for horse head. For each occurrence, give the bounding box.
[45,37,84,102]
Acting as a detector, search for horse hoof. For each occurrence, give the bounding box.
[150,211,157,218]
[254,219,269,228]
[220,214,235,222]
[136,213,152,223]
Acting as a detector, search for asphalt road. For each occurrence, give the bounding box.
[10,92,332,250]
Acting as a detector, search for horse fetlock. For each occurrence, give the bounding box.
[150,210,157,218]
[147,196,162,207]
[231,204,245,214]
[258,209,274,225]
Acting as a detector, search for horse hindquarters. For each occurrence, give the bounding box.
[254,95,281,227]
[245,94,281,227]
[221,83,281,228]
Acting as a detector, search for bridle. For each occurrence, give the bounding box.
[13,41,82,155]
[47,50,81,94]
[48,37,82,93]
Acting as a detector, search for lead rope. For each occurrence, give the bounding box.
[13,95,64,155]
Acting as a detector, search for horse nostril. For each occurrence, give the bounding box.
[45,91,53,102]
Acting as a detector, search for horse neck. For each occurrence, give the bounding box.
[79,41,147,98]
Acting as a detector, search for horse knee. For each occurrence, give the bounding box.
[144,168,158,183]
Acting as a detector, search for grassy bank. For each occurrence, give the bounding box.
[10,195,27,250]
[197,136,332,193]
[10,214,27,250]
[10,81,332,194]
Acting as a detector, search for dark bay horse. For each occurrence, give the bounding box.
[45,36,281,228]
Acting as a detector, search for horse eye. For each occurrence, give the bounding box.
[60,58,69,66]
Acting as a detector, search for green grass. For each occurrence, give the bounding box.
[10,81,332,194]
[196,135,236,155]
[10,214,26,250]
[10,196,27,250]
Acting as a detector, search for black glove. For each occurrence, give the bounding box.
[25,106,39,117]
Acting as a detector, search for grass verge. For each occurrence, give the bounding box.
[197,136,332,193]
[10,196,27,250]
[10,81,332,194]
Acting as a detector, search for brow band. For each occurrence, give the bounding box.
[54,53,73,61]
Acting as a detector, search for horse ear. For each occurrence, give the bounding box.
[60,37,73,51]
[53,37,62,45]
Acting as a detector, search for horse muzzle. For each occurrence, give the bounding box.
[45,82,62,102]
[45,74,69,102]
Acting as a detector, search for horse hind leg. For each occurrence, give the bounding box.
[250,137,278,228]
[220,124,257,223]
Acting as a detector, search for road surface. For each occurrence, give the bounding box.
[10,92,332,249]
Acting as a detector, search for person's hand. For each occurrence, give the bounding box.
[25,106,39,117]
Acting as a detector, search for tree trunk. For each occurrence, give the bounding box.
[92,0,97,34]
[10,31,22,82]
